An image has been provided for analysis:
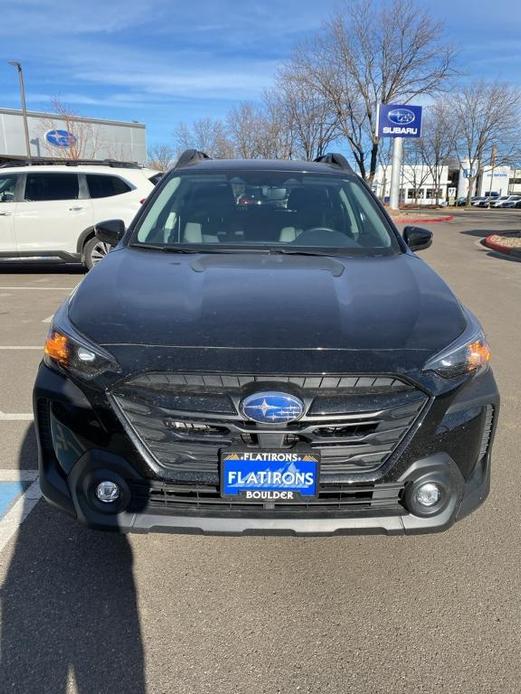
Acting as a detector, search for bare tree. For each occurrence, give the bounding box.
[40,98,101,160]
[375,137,394,199]
[226,99,295,159]
[174,118,235,159]
[259,92,295,159]
[271,76,338,160]
[449,82,521,205]
[147,144,175,171]
[226,103,264,158]
[287,0,454,181]
[402,140,432,205]
[410,101,454,205]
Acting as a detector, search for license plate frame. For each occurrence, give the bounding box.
[220,450,320,502]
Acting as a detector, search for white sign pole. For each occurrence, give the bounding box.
[389,137,403,211]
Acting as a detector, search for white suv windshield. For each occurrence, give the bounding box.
[133,172,400,254]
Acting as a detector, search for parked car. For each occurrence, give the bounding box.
[456,195,482,206]
[493,195,521,208]
[34,150,499,536]
[0,160,155,269]
[490,196,510,207]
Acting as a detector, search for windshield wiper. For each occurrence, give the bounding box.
[133,244,338,256]
[133,244,219,254]
[132,244,273,254]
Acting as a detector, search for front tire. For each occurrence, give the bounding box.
[83,236,110,270]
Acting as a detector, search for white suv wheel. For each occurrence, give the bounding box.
[84,237,110,270]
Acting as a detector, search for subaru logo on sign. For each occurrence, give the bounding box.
[241,392,304,424]
[45,129,77,148]
[378,103,422,138]
[388,108,416,125]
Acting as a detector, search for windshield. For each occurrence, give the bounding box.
[131,171,400,255]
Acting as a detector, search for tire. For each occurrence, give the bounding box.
[83,236,110,270]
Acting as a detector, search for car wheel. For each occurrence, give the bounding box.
[83,236,110,270]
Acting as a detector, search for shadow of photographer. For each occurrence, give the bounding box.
[0,424,146,693]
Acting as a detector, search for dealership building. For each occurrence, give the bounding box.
[0,107,147,164]
[375,161,521,204]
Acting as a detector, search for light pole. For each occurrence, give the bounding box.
[8,60,32,162]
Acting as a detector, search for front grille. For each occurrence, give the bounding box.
[127,479,405,517]
[111,372,428,484]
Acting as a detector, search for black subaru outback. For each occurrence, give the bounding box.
[33,151,499,535]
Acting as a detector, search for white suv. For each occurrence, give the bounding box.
[0,162,156,269]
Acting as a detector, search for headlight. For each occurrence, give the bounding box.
[424,308,491,379]
[43,303,119,380]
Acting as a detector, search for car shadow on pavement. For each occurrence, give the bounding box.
[0,263,85,275]
[0,427,146,693]
[458,228,500,238]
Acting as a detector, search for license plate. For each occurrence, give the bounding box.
[221,450,319,502]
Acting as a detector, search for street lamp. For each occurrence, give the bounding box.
[8,60,32,162]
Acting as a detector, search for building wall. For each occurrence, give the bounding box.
[376,161,520,203]
[0,108,146,164]
[374,164,450,205]
[456,164,515,198]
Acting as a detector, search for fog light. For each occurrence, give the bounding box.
[415,482,441,507]
[95,480,120,503]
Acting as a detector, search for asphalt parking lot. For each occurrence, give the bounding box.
[0,209,520,693]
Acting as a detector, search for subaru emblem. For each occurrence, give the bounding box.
[240,392,304,424]
[387,108,415,125]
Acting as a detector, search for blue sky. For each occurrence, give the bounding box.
[1,0,521,151]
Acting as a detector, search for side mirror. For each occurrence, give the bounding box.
[403,226,432,252]
[95,219,125,246]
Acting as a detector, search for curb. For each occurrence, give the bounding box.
[483,234,521,259]
[391,215,454,224]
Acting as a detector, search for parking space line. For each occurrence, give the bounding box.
[0,412,34,421]
[0,286,76,291]
[0,471,40,553]
[0,346,41,350]
[42,315,54,323]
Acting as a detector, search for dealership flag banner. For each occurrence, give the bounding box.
[377,104,423,138]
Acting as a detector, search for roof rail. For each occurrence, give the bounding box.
[313,153,352,172]
[174,149,211,169]
[0,157,141,169]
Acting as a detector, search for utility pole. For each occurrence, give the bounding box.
[8,60,32,162]
[488,144,497,204]
[389,137,403,210]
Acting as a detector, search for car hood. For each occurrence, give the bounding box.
[68,247,466,374]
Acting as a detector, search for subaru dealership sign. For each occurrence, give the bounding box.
[378,104,422,138]
[45,129,77,148]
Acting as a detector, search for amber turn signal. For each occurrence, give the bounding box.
[467,340,491,371]
[44,331,69,365]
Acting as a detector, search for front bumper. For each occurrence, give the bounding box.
[33,363,499,536]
